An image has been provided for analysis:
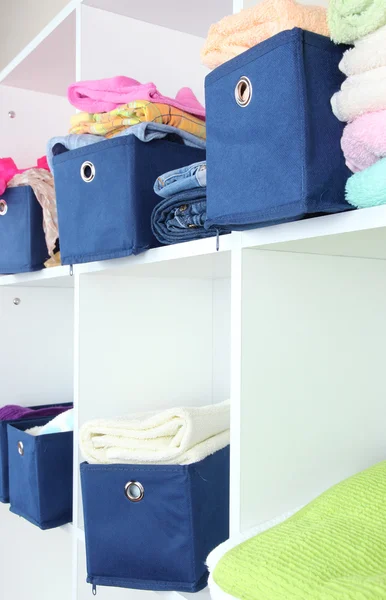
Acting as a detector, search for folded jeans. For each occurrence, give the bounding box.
[154,161,207,198]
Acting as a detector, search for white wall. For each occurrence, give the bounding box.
[0,0,69,71]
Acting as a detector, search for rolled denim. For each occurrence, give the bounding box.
[151,188,229,245]
[154,161,207,198]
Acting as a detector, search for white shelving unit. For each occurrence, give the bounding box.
[2,0,386,599]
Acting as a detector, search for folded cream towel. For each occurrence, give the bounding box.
[331,66,386,122]
[80,400,230,465]
[201,0,329,70]
[339,24,386,76]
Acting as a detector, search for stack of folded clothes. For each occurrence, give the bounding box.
[151,161,230,245]
[329,0,386,208]
[47,76,206,170]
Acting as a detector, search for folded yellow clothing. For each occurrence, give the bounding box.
[70,100,206,140]
[201,0,329,70]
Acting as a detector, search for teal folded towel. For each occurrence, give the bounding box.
[346,157,386,208]
[328,0,386,44]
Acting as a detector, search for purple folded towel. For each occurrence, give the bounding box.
[0,404,71,421]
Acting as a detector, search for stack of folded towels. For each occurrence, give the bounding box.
[151,161,229,245]
[79,400,230,466]
[47,76,206,171]
[329,1,386,209]
[201,0,329,69]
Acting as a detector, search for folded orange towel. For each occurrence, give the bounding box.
[201,0,329,70]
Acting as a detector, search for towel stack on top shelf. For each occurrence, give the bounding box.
[200,0,329,69]
[329,0,386,209]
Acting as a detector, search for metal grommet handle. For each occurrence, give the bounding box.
[124,481,144,502]
[0,200,8,216]
[80,161,95,183]
[17,441,24,456]
[235,76,252,107]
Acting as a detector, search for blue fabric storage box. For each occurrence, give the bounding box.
[7,419,73,529]
[53,137,205,264]
[81,446,230,593]
[0,402,72,504]
[205,28,352,230]
[0,186,48,273]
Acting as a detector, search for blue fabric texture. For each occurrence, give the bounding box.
[151,188,229,245]
[7,420,73,529]
[205,28,352,230]
[47,123,206,171]
[0,402,72,504]
[154,160,207,198]
[53,136,205,265]
[81,446,230,592]
[0,186,48,274]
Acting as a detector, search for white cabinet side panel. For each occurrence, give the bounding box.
[239,249,386,531]
[80,5,207,103]
[213,278,231,403]
[0,287,74,405]
[0,86,73,166]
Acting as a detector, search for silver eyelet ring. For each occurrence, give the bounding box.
[17,441,24,456]
[235,76,252,107]
[124,481,144,502]
[80,161,95,183]
[0,200,8,216]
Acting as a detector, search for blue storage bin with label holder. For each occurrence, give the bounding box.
[205,28,352,230]
[0,186,48,273]
[53,136,205,264]
[7,418,73,529]
[0,402,73,504]
[81,446,230,593]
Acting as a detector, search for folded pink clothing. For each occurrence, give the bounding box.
[341,110,386,173]
[68,76,206,119]
[0,156,49,195]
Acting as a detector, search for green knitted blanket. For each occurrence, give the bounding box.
[214,461,386,599]
[328,0,386,44]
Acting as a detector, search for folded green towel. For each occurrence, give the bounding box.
[214,461,386,599]
[346,157,386,208]
[328,0,386,44]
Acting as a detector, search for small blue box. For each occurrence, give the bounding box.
[205,29,352,230]
[8,420,73,529]
[0,186,48,273]
[81,446,230,592]
[53,137,205,264]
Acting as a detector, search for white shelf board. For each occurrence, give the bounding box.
[242,206,386,260]
[0,265,73,288]
[75,235,234,279]
[82,0,232,37]
[0,1,77,96]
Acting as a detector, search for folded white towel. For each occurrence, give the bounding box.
[79,400,230,465]
[339,24,386,76]
[207,508,301,600]
[331,67,386,122]
[27,408,74,436]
